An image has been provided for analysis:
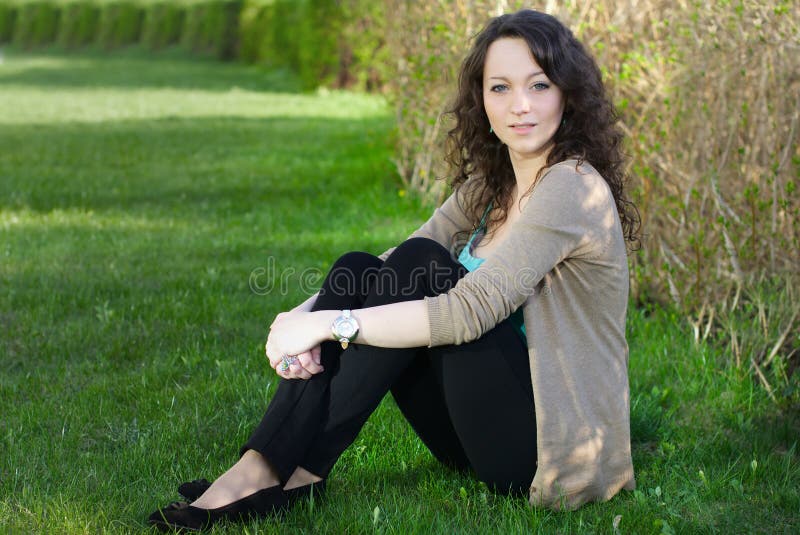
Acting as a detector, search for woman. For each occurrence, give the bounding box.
[148,8,639,531]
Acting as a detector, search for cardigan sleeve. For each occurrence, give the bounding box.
[426,163,618,346]
[377,181,474,261]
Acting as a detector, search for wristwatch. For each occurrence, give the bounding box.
[331,309,359,349]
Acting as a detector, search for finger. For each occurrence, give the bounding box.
[278,366,294,380]
[265,339,282,369]
[297,352,323,374]
[311,345,322,366]
[276,355,296,378]
[288,359,312,380]
[269,349,288,372]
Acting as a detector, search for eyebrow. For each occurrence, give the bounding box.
[488,71,545,80]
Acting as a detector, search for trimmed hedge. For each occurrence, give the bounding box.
[57,1,100,48]
[268,0,302,69]
[0,4,17,44]
[0,0,387,91]
[13,2,60,48]
[181,0,241,59]
[237,0,355,90]
[296,0,343,89]
[96,1,144,49]
[237,0,269,63]
[141,2,185,50]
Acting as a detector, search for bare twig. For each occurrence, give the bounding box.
[761,305,800,370]
[751,357,777,403]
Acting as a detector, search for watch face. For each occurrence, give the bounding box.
[338,320,355,337]
[334,316,357,339]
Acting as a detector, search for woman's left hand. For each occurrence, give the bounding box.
[266,340,322,379]
[265,310,331,379]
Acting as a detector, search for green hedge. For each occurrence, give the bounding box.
[0,4,17,43]
[237,0,302,69]
[141,1,185,50]
[296,0,343,89]
[57,1,100,48]
[237,0,267,63]
[0,0,387,90]
[13,2,60,48]
[181,0,241,59]
[237,0,348,90]
[268,0,300,68]
[96,1,144,49]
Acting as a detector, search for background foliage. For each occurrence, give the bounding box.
[1,0,797,399]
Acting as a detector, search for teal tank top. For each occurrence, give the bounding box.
[457,204,527,342]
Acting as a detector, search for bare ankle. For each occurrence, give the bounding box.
[191,450,281,508]
[283,467,323,491]
[238,449,281,488]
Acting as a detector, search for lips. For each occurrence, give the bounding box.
[509,122,536,133]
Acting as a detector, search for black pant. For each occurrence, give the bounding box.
[243,237,537,494]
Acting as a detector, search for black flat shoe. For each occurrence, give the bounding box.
[177,479,212,502]
[147,485,289,532]
[178,478,327,505]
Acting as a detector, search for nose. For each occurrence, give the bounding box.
[510,89,531,115]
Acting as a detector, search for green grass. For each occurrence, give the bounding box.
[1,49,798,534]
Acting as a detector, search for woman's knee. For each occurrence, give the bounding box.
[330,251,382,272]
[319,251,382,301]
[385,237,455,266]
[382,238,463,284]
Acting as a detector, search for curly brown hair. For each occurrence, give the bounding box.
[445,9,640,248]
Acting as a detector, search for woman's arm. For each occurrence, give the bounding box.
[319,301,430,348]
[268,300,430,359]
[426,163,619,346]
[290,291,318,313]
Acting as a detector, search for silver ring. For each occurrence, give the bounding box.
[280,355,297,372]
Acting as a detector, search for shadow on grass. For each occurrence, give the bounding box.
[0,114,397,215]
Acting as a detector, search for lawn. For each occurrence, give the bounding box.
[1,50,798,534]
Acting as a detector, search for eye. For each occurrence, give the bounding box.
[531,82,550,91]
[490,84,509,93]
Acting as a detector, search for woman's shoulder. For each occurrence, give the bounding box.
[520,159,617,233]
[537,159,614,205]
[543,159,606,187]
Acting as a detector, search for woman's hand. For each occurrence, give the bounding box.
[265,310,335,379]
[266,338,322,380]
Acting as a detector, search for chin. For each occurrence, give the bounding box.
[509,144,549,159]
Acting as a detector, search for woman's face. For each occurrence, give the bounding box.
[483,37,565,166]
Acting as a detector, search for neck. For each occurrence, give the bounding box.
[509,149,550,201]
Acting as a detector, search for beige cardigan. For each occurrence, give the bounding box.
[381,160,635,510]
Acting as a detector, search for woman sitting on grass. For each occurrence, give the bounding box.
[149,8,640,530]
